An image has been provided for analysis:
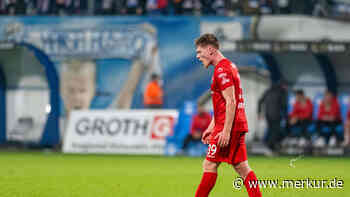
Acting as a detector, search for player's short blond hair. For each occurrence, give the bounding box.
[195,33,220,49]
[61,59,96,80]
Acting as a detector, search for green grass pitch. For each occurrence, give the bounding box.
[0,151,348,197]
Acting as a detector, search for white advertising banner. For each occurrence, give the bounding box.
[63,110,179,154]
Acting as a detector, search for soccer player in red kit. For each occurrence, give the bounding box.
[194,34,262,197]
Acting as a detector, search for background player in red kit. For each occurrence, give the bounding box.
[194,34,262,197]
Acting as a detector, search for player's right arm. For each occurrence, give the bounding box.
[202,118,215,144]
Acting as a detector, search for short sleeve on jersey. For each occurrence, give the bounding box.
[215,67,234,91]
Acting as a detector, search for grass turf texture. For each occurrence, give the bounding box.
[0,151,348,197]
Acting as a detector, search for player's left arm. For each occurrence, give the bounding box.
[215,85,236,147]
[222,86,236,133]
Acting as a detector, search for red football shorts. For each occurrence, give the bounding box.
[206,131,247,165]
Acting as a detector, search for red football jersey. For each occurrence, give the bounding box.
[289,98,313,120]
[347,110,350,120]
[317,97,342,121]
[210,58,248,135]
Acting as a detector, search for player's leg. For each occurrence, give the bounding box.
[232,133,262,197]
[195,159,220,197]
[233,161,262,197]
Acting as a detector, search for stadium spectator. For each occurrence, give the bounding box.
[313,0,331,17]
[37,0,52,15]
[289,0,313,14]
[143,73,163,109]
[0,0,6,14]
[172,0,183,15]
[242,0,259,15]
[287,89,313,140]
[276,0,291,14]
[200,0,214,15]
[121,0,144,15]
[25,0,37,15]
[182,104,211,152]
[146,0,168,15]
[212,0,226,15]
[316,90,343,146]
[258,80,288,154]
[225,0,243,16]
[182,0,197,15]
[137,0,147,15]
[67,0,88,15]
[95,0,117,15]
[52,0,70,15]
[5,0,27,15]
[114,0,125,14]
[5,0,17,15]
[259,0,273,14]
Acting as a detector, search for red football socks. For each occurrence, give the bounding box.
[195,172,218,197]
[244,171,262,197]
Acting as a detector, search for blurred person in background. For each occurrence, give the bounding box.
[312,0,331,17]
[67,0,88,15]
[182,104,211,152]
[143,73,163,109]
[182,0,196,15]
[316,90,343,146]
[257,80,288,155]
[200,0,214,15]
[95,0,117,15]
[146,0,168,15]
[122,0,145,15]
[287,89,313,143]
[0,0,6,14]
[276,0,291,14]
[52,0,70,15]
[225,0,243,16]
[212,0,226,15]
[259,0,273,14]
[172,0,183,15]
[25,0,37,15]
[5,0,17,15]
[37,0,52,15]
[242,0,259,15]
[5,0,27,15]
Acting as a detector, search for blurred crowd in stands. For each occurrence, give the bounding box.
[1,0,350,21]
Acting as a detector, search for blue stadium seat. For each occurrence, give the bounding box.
[309,93,324,136]
[287,94,296,114]
[339,94,350,121]
[287,94,300,137]
[313,93,324,121]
